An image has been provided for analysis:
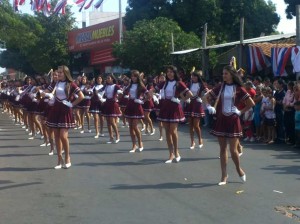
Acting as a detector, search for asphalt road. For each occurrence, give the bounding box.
[0,112,299,224]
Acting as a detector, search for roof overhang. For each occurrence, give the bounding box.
[171,33,296,54]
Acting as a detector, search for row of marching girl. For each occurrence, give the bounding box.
[41,65,84,169]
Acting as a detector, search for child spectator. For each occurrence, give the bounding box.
[294,101,300,148]
[283,81,295,145]
[243,107,255,142]
[262,87,276,144]
[253,85,263,141]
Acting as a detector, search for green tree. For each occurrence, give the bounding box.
[125,0,280,42]
[218,0,280,41]
[0,0,76,74]
[29,12,76,72]
[284,0,298,19]
[113,17,201,74]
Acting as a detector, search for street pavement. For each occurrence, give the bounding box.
[0,112,299,224]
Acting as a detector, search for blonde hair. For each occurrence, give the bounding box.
[58,65,73,82]
[58,65,73,99]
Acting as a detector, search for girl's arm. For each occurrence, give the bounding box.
[239,97,255,115]
[72,91,84,107]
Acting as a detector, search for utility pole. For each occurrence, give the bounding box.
[239,17,244,69]
[119,0,122,44]
[296,5,300,46]
[296,5,300,80]
[202,23,208,79]
[171,33,174,52]
[82,11,86,28]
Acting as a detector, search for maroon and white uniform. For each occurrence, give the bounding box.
[184,82,207,118]
[118,84,129,108]
[124,84,147,119]
[142,84,155,112]
[37,84,51,117]
[209,83,250,138]
[26,86,40,114]
[46,81,81,129]
[19,85,33,110]
[89,84,103,114]
[101,84,122,117]
[77,85,92,108]
[156,80,189,123]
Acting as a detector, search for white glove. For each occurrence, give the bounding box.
[15,95,20,101]
[100,98,106,103]
[231,106,241,116]
[185,98,191,104]
[48,97,55,106]
[171,97,180,104]
[62,100,73,108]
[32,98,38,102]
[74,94,79,99]
[45,93,54,99]
[196,97,202,103]
[134,99,144,104]
[117,90,123,94]
[124,95,129,99]
[206,105,216,114]
[153,94,159,104]
[29,93,36,99]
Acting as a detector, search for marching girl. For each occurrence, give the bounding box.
[203,65,254,185]
[184,70,207,149]
[19,76,33,132]
[73,77,81,129]
[118,76,130,127]
[100,73,122,144]
[156,65,193,163]
[124,70,148,152]
[10,80,23,125]
[43,65,84,169]
[26,78,44,139]
[36,74,53,147]
[89,74,105,138]
[142,75,155,135]
[78,75,92,133]
[154,73,166,141]
[42,70,59,155]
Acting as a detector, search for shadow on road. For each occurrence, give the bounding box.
[110,182,216,190]
[0,181,43,191]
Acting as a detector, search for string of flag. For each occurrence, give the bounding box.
[10,0,105,16]
[271,47,292,77]
[247,45,271,74]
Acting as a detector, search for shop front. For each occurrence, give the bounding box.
[68,18,124,78]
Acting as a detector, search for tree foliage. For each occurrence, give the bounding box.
[113,17,201,74]
[125,0,280,42]
[0,0,76,75]
[284,0,299,19]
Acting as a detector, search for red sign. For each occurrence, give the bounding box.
[68,18,120,52]
[90,48,115,65]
